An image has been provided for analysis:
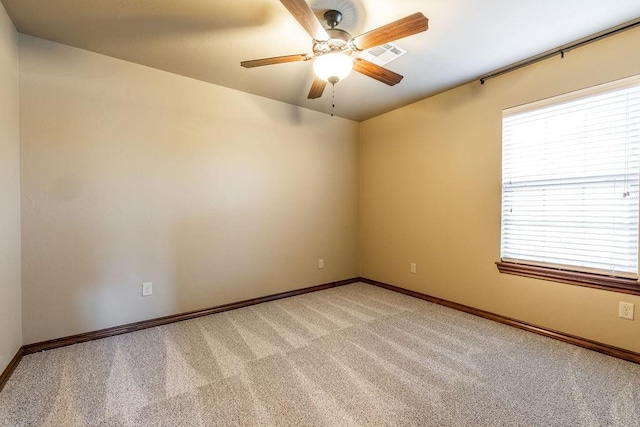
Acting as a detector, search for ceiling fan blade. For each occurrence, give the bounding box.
[280,0,330,41]
[352,12,428,51]
[241,54,310,68]
[307,76,327,99]
[353,59,403,86]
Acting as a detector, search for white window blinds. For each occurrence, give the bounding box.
[501,76,640,277]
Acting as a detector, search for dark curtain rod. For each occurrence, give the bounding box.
[479,17,640,84]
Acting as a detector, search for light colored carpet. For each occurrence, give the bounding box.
[1,282,639,426]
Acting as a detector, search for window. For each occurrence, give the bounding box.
[498,75,640,294]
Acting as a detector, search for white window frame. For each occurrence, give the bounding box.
[498,75,640,293]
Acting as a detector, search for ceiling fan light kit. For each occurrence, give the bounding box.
[311,14,355,84]
[313,52,353,84]
[241,0,428,100]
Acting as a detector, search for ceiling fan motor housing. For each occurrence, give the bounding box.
[313,28,353,56]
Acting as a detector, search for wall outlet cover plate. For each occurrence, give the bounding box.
[142,282,153,296]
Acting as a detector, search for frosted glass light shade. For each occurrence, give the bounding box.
[313,53,353,84]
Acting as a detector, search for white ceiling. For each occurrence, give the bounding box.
[2,0,639,121]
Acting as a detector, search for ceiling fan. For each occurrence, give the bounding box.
[241,0,429,99]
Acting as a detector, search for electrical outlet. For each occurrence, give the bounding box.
[619,302,634,320]
[142,282,153,297]
[410,263,417,274]
[318,259,324,269]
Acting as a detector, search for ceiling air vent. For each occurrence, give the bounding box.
[358,42,407,66]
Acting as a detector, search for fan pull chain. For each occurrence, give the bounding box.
[331,84,335,117]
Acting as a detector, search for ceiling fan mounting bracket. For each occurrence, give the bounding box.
[323,10,343,28]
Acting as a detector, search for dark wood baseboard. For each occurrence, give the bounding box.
[23,277,360,355]
[360,277,640,364]
[0,277,358,393]
[4,275,638,394]
[0,347,24,393]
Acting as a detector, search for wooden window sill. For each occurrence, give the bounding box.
[496,261,640,296]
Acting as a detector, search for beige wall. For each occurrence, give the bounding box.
[19,35,360,344]
[13,18,640,354]
[0,2,21,371]
[361,26,640,353]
